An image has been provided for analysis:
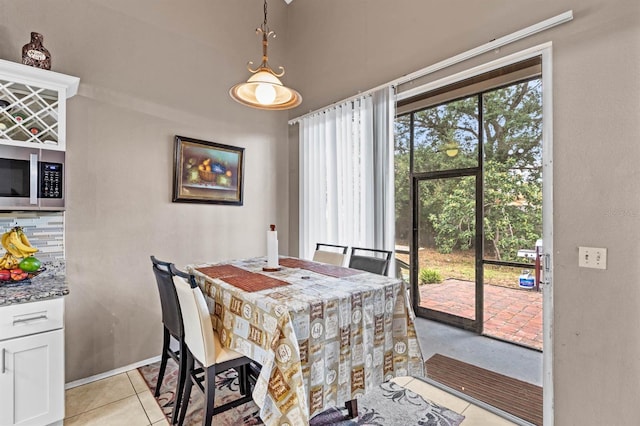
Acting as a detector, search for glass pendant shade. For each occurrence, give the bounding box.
[230,69,302,110]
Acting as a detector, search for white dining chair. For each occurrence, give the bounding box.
[170,266,255,426]
[312,243,348,266]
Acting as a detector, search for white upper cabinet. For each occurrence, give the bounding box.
[0,59,79,151]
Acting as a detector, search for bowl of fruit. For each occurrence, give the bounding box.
[0,227,42,284]
[0,267,35,283]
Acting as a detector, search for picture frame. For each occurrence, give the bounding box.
[172,135,244,205]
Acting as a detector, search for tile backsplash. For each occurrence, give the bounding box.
[0,212,64,262]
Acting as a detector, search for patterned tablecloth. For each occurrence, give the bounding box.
[187,257,424,426]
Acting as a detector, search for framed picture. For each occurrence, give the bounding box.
[172,135,244,205]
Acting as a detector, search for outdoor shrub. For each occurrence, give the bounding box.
[419,268,442,285]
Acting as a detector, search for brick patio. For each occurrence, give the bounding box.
[418,279,543,350]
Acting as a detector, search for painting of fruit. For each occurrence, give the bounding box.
[173,136,244,205]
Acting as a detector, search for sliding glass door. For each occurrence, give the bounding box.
[395,62,543,340]
[405,93,482,331]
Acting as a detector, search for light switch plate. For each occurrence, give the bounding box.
[578,247,607,269]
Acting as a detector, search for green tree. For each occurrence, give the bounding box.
[395,79,542,261]
[429,159,542,260]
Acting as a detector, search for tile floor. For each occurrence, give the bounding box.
[64,368,518,425]
[64,369,168,426]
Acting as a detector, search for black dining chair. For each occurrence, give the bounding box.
[348,247,393,275]
[395,257,413,302]
[150,255,187,424]
[312,243,348,266]
[170,265,256,426]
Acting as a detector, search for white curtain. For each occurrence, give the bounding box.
[299,87,395,272]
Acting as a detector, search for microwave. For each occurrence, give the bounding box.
[0,145,65,211]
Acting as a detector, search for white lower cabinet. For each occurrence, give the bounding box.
[0,298,65,426]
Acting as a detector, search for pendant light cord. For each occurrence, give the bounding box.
[263,0,268,28]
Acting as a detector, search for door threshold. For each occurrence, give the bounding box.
[481,333,543,353]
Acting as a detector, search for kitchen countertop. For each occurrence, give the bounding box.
[0,261,68,306]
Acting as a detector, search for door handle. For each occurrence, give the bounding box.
[544,254,551,273]
[29,153,38,205]
[1,348,5,374]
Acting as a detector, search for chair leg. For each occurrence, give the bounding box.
[155,328,170,397]
[243,364,253,395]
[237,365,248,396]
[346,398,358,419]
[171,339,188,424]
[177,352,195,426]
[202,366,216,426]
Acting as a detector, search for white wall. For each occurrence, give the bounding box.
[0,0,291,381]
[284,1,640,425]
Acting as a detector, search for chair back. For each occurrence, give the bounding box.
[348,247,393,276]
[171,268,217,368]
[151,256,183,339]
[312,243,348,266]
[395,257,413,302]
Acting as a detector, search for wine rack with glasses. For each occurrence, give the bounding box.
[0,59,79,151]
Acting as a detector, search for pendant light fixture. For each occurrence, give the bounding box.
[230,0,302,110]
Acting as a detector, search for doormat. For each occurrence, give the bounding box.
[139,358,464,426]
[425,353,542,425]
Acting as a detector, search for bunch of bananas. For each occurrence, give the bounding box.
[0,253,20,269]
[0,227,38,269]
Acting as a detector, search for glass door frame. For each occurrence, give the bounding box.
[398,47,553,423]
[411,167,484,332]
[406,89,485,333]
[408,78,544,335]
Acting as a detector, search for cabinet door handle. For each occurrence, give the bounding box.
[13,314,48,325]
[1,348,5,374]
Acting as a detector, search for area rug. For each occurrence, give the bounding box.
[138,359,260,425]
[139,359,464,426]
[309,381,464,426]
[426,353,542,425]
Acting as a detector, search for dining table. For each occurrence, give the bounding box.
[186,256,425,426]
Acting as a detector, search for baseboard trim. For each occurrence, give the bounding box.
[65,355,162,390]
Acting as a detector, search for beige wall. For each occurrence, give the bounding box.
[2,1,640,424]
[285,1,640,425]
[0,0,291,382]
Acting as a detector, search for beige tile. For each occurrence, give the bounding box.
[152,418,170,426]
[64,395,150,426]
[138,389,167,424]
[390,376,414,387]
[128,369,152,394]
[65,373,136,418]
[460,404,519,425]
[401,378,470,414]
